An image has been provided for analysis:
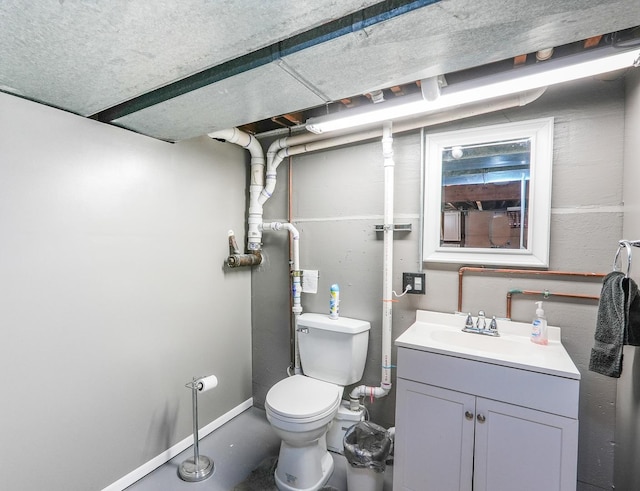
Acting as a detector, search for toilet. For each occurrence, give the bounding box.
[265,313,370,491]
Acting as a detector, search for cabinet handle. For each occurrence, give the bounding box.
[477,414,486,423]
[465,411,474,420]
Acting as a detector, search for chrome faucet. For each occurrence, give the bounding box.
[476,310,486,330]
[462,311,500,336]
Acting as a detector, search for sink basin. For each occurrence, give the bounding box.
[428,327,534,358]
[395,310,580,379]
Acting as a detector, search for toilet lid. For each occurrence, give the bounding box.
[266,375,342,419]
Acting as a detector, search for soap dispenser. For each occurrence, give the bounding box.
[531,301,548,345]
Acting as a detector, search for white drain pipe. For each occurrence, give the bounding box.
[261,221,303,374]
[261,221,302,315]
[380,122,395,393]
[208,128,265,256]
[349,122,394,406]
[261,89,547,185]
[209,129,305,373]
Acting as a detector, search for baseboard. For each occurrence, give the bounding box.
[102,397,254,491]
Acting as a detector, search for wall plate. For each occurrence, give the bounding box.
[403,272,426,295]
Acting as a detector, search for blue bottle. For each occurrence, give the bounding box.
[329,284,340,319]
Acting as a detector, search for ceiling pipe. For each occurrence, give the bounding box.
[259,88,548,203]
[536,48,555,61]
[255,85,545,141]
[420,75,442,101]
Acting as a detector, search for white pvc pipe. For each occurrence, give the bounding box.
[261,221,303,374]
[209,130,306,374]
[257,89,548,205]
[261,222,301,276]
[209,128,265,251]
[260,221,301,315]
[349,122,395,405]
[520,173,526,249]
[349,385,390,403]
[380,121,394,393]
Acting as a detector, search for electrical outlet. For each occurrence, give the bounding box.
[402,272,426,295]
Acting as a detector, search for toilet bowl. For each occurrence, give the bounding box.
[266,375,342,491]
[265,313,371,491]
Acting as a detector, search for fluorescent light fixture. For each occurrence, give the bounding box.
[306,45,640,134]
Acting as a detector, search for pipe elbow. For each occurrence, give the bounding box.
[349,384,391,402]
[282,222,300,240]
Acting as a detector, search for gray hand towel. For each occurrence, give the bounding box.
[589,271,640,377]
[589,272,627,377]
[623,276,640,346]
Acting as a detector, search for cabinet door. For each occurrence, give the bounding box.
[394,378,475,491]
[473,398,578,491]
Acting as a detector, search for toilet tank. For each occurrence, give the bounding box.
[297,313,370,385]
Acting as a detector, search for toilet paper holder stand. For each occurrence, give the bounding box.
[178,375,217,482]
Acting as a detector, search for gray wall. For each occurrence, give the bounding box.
[615,68,640,491]
[252,77,626,491]
[0,93,253,491]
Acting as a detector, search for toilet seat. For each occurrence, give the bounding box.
[266,375,342,422]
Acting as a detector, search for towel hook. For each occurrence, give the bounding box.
[614,240,633,278]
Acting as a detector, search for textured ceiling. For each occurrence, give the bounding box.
[2,0,640,141]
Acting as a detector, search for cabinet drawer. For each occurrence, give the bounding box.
[397,347,579,418]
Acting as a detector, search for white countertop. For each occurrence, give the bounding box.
[395,310,580,380]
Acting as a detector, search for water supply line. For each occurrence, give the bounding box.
[457,266,606,313]
[506,289,600,319]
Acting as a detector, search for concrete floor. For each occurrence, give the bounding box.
[124,406,392,491]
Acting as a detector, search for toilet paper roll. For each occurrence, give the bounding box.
[197,375,218,393]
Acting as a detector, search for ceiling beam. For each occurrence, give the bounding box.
[90,0,441,123]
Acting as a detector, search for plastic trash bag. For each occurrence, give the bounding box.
[343,421,392,473]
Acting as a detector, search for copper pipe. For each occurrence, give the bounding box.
[506,289,600,319]
[458,266,606,313]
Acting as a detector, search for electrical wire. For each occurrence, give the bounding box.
[392,284,412,297]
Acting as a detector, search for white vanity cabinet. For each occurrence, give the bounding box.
[393,311,580,491]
